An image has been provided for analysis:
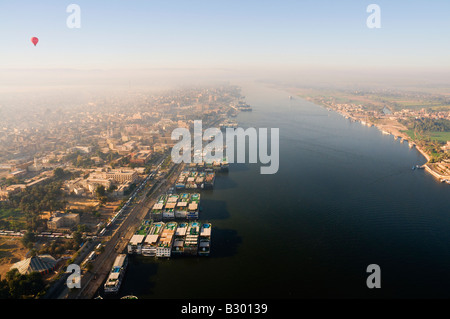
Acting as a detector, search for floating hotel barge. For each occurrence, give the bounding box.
[127,220,211,258]
[104,254,128,294]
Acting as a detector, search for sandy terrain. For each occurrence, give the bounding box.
[374,118,408,137]
[0,237,28,278]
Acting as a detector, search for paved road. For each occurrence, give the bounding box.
[50,182,153,299]
[43,118,221,299]
[44,155,169,299]
[68,162,184,299]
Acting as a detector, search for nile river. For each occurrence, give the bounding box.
[106,82,450,298]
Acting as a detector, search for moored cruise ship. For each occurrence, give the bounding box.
[198,223,212,256]
[219,120,238,130]
[172,222,188,255]
[150,194,167,221]
[187,193,200,219]
[127,220,151,254]
[141,222,165,257]
[175,193,189,219]
[186,171,198,189]
[220,157,229,172]
[127,234,146,255]
[104,254,128,294]
[184,222,200,255]
[176,171,189,189]
[204,172,215,189]
[196,172,205,185]
[156,221,177,257]
[163,194,178,220]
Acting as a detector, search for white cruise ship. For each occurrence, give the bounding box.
[141,222,165,256]
[127,234,146,254]
[150,194,167,221]
[198,223,212,256]
[187,193,200,220]
[104,254,128,294]
[156,222,177,258]
[184,222,200,255]
[163,194,178,220]
[175,193,189,218]
[172,222,188,255]
[127,220,152,254]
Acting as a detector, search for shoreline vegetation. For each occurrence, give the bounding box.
[289,87,450,184]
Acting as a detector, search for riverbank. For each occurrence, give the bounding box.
[296,93,450,183]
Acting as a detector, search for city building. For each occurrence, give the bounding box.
[104,168,138,183]
[47,211,80,230]
[130,150,152,165]
[113,181,132,196]
[0,184,26,200]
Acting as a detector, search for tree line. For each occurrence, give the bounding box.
[0,269,46,299]
[410,118,450,133]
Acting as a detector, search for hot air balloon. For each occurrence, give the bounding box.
[31,37,39,46]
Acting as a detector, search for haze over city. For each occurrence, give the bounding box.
[1,0,450,90]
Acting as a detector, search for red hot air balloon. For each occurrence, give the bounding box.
[31,37,39,46]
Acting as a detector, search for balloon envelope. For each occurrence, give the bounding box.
[31,37,39,46]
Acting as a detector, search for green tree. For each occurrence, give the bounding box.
[72,231,83,248]
[95,185,106,199]
[53,167,66,179]
[21,231,36,247]
[0,276,9,299]
[4,269,45,299]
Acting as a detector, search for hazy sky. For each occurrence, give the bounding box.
[1,0,449,72]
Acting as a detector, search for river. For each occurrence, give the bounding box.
[105,82,450,299]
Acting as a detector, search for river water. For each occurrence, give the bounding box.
[108,82,450,299]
